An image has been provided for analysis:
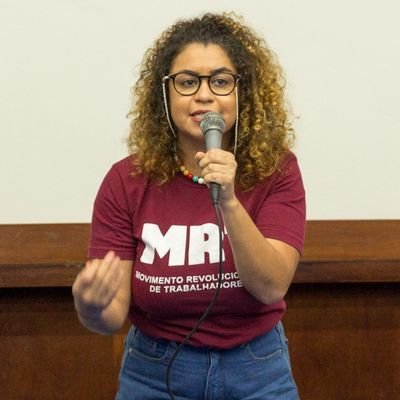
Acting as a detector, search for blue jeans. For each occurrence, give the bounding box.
[116,322,299,400]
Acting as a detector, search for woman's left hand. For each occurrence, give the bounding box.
[195,149,237,204]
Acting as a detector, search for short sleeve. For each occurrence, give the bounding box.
[257,153,306,254]
[88,162,137,260]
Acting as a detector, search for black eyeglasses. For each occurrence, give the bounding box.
[163,72,241,96]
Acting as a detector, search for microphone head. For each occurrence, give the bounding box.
[200,111,225,135]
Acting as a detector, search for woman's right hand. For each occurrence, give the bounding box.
[72,250,125,319]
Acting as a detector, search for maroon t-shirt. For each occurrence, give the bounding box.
[89,152,306,349]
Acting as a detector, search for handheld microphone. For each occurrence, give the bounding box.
[200,112,225,205]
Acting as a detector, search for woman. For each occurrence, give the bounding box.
[72,12,306,400]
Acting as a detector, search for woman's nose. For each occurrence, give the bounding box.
[194,78,214,101]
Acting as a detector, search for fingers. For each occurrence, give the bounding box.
[90,251,119,292]
[74,251,114,292]
[194,151,206,162]
[72,250,124,314]
[95,253,124,305]
[195,149,237,187]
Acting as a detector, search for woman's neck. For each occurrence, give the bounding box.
[176,139,204,175]
[176,130,232,174]
[177,152,201,176]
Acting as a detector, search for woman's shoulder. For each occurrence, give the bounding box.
[257,150,303,193]
[110,154,137,173]
[99,155,149,194]
[108,155,144,179]
[277,150,298,170]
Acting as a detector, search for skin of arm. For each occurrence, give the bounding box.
[72,251,133,335]
[219,198,299,304]
[195,149,300,305]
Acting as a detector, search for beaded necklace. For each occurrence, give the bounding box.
[178,165,205,185]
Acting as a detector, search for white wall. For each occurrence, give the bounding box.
[1,0,399,222]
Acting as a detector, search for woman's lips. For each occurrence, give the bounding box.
[190,110,214,122]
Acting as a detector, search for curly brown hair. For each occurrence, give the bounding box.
[127,12,294,190]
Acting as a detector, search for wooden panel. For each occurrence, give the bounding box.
[0,221,399,399]
[294,260,400,283]
[1,220,400,264]
[284,283,400,400]
[1,284,398,400]
[0,224,89,287]
[0,223,90,264]
[1,220,400,287]
[0,263,81,288]
[302,220,400,261]
[0,287,123,400]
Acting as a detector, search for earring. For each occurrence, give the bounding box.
[162,81,177,138]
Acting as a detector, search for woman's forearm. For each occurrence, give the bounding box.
[220,197,299,304]
[72,256,133,335]
[75,298,129,335]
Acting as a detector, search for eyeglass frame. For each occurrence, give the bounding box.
[162,71,241,96]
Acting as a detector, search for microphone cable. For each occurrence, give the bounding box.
[166,202,224,400]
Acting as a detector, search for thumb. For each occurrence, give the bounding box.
[194,151,206,162]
